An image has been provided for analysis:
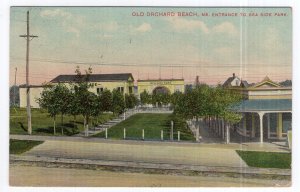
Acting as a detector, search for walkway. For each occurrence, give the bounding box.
[10,134,290,153]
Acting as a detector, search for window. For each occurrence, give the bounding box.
[118,87,124,93]
[97,87,104,94]
[235,80,239,86]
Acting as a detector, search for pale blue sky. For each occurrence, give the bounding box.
[10,7,292,85]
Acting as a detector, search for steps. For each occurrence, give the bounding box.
[75,109,137,137]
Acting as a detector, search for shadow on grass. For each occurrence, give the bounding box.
[69,121,84,125]
[35,124,79,136]
[17,122,27,132]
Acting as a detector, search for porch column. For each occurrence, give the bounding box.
[221,119,225,139]
[243,114,247,136]
[267,114,270,139]
[218,118,222,137]
[258,112,265,144]
[251,113,255,138]
[226,121,230,144]
[277,113,283,139]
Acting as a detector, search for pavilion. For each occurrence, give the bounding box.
[223,74,292,143]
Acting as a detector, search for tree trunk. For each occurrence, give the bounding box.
[73,115,76,129]
[196,117,199,142]
[226,122,230,144]
[83,116,86,136]
[61,114,64,135]
[53,116,56,135]
[86,116,89,137]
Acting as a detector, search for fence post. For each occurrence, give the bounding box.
[105,128,108,139]
[123,128,126,140]
[170,121,174,141]
[161,130,164,141]
[142,129,145,140]
[178,131,180,141]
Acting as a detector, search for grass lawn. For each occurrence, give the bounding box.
[94,113,195,141]
[10,139,44,154]
[10,108,115,136]
[236,150,291,169]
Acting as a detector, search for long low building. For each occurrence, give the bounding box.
[19,73,135,108]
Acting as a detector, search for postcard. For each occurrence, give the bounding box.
[5,4,295,191]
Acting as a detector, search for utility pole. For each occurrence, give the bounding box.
[19,11,38,135]
[159,64,161,79]
[13,67,17,106]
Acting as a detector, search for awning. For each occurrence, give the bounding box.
[231,99,292,113]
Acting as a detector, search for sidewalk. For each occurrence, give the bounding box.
[21,140,248,168]
[10,134,290,153]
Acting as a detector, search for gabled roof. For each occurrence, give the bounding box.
[50,73,134,83]
[251,76,281,88]
[240,80,249,88]
[223,73,240,87]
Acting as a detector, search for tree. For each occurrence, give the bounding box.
[152,92,170,107]
[10,85,19,107]
[72,66,97,136]
[279,80,292,87]
[140,90,152,106]
[112,89,125,115]
[170,91,183,106]
[38,85,62,135]
[56,84,71,135]
[173,84,242,142]
[67,91,81,133]
[125,93,138,109]
[99,88,113,112]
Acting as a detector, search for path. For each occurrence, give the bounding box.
[10,134,290,153]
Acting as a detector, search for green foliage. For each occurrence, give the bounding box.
[38,84,63,119]
[125,93,138,109]
[140,90,152,105]
[236,150,291,169]
[10,85,19,107]
[10,139,44,154]
[170,91,183,106]
[112,89,125,114]
[38,84,71,134]
[152,92,170,106]
[174,84,242,123]
[10,108,114,135]
[99,89,113,111]
[170,114,195,141]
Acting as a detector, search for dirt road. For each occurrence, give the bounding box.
[10,164,290,187]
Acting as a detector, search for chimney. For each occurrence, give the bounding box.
[196,75,199,85]
[233,73,235,78]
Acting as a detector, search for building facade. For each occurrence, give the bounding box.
[137,79,185,95]
[19,73,135,108]
[224,74,292,142]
